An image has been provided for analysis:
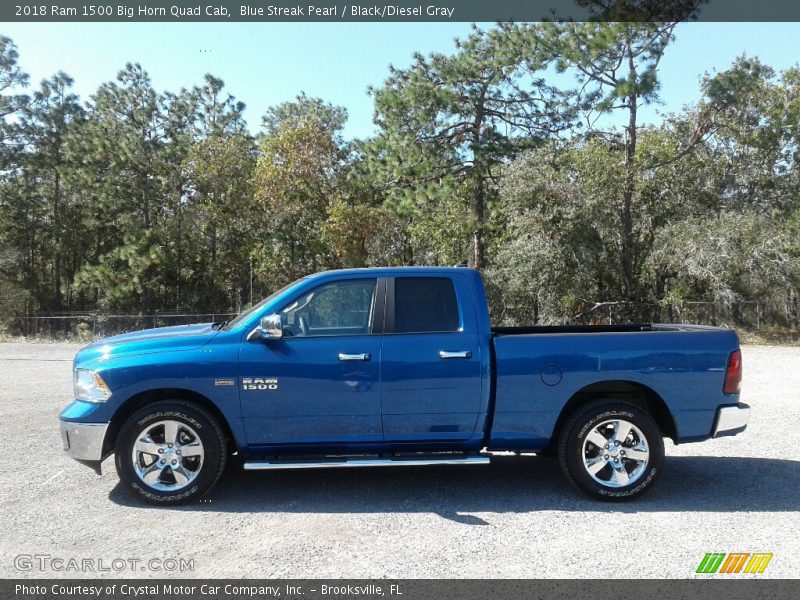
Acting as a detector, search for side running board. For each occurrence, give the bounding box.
[243,455,490,471]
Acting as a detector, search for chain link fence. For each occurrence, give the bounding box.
[496,299,800,338]
[5,312,238,341]
[3,300,799,341]
[582,300,796,331]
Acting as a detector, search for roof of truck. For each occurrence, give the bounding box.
[307,266,478,277]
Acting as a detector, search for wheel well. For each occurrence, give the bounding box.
[103,389,236,456]
[551,381,678,445]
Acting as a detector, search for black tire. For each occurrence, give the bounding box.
[115,400,227,504]
[558,400,664,501]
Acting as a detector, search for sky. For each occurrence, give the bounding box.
[2,21,799,139]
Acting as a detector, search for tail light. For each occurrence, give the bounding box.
[723,349,742,394]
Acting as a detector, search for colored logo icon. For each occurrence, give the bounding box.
[696,552,773,574]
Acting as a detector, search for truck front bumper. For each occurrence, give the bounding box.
[712,403,750,438]
[60,420,109,462]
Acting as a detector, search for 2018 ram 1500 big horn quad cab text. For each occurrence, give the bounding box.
[60,267,749,503]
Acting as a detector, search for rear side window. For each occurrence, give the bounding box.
[394,277,459,333]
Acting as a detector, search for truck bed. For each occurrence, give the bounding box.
[488,324,740,450]
[492,323,653,335]
[491,323,728,336]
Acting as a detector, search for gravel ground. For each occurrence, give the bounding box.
[0,342,798,579]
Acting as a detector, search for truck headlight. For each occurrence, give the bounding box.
[73,369,112,403]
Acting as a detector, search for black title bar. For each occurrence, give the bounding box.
[3,580,800,600]
[5,0,800,22]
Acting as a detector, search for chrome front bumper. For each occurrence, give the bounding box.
[60,420,109,461]
[712,403,750,438]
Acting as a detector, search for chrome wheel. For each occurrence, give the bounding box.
[131,420,204,491]
[581,418,649,488]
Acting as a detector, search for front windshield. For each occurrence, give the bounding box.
[222,277,306,330]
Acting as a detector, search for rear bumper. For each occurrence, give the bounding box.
[60,420,109,462]
[712,403,750,438]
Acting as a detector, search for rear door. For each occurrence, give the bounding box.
[379,275,483,442]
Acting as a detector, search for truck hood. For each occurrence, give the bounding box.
[75,323,219,367]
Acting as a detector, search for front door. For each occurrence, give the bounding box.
[239,277,384,446]
[380,276,483,442]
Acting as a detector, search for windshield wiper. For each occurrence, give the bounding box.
[211,320,228,331]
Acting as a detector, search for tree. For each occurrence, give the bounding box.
[184,133,256,309]
[252,98,347,286]
[488,139,627,324]
[370,25,566,269]
[647,212,800,326]
[642,58,800,326]
[19,72,84,311]
[2,29,799,338]
[66,63,189,311]
[521,21,688,299]
[0,36,28,169]
[196,74,247,137]
[182,75,255,310]
[0,36,30,322]
[698,58,800,215]
[262,92,347,139]
[320,159,412,269]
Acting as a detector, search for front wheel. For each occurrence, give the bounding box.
[558,400,664,501]
[115,400,227,504]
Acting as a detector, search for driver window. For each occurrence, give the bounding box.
[279,279,377,337]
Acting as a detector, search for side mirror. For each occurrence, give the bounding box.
[256,314,283,340]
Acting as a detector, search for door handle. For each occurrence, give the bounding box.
[439,350,472,359]
[338,353,371,362]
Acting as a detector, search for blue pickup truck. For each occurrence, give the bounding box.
[60,267,749,503]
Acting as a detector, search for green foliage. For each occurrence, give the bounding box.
[73,235,164,308]
[261,92,347,140]
[0,35,29,167]
[647,212,800,304]
[487,140,623,323]
[0,26,798,336]
[368,25,566,269]
[251,112,341,285]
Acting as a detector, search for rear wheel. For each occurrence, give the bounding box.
[115,400,226,504]
[558,400,664,501]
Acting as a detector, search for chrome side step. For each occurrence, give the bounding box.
[243,455,490,471]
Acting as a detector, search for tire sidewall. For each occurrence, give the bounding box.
[115,402,224,504]
[562,402,664,501]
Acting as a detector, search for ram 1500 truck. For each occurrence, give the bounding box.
[60,267,749,503]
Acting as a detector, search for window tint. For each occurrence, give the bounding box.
[280,279,377,337]
[394,277,459,333]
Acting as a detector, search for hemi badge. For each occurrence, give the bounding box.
[214,378,235,387]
